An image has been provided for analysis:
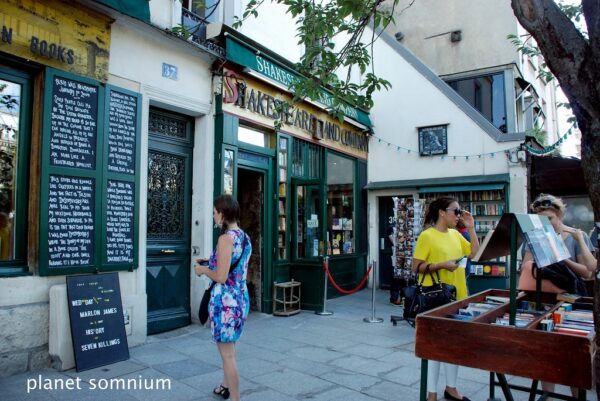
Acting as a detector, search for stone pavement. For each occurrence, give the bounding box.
[0,289,595,401]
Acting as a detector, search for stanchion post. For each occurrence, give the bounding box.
[315,256,333,316]
[363,260,383,323]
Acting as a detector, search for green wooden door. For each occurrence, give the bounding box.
[294,182,322,259]
[236,147,274,313]
[290,180,325,310]
[146,109,193,334]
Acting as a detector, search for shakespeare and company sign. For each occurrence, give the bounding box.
[0,0,111,82]
[222,69,369,160]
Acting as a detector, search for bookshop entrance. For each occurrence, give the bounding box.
[238,167,266,312]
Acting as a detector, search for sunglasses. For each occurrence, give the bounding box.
[445,207,463,216]
[532,199,559,210]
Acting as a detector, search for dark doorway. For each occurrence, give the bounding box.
[238,168,264,311]
[378,196,395,289]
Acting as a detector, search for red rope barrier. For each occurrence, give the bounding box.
[323,259,373,295]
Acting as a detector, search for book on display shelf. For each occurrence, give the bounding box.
[471,229,495,262]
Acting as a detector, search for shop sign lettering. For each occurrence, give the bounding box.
[0,25,75,65]
[223,70,368,153]
[30,36,75,64]
[1,26,12,44]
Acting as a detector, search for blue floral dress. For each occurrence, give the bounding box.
[208,229,251,342]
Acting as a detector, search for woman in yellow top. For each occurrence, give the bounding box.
[413,197,479,401]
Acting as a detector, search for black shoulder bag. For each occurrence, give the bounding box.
[402,266,457,327]
[198,235,248,325]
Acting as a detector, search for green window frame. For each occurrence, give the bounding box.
[0,66,33,276]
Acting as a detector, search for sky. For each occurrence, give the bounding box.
[555,0,583,158]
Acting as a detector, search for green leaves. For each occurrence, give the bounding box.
[234,0,401,124]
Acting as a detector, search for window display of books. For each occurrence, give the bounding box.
[277,137,288,260]
[421,188,507,280]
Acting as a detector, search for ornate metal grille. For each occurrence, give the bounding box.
[147,151,185,239]
[149,112,186,139]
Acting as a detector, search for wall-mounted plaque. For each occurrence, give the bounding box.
[418,125,448,156]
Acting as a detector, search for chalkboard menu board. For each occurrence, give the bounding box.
[66,272,129,372]
[107,90,137,175]
[50,76,98,169]
[48,175,95,268]
[106,180,135,264]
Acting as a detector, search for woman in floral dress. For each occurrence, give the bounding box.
[195,195,251,401]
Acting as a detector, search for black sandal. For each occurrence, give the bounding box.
[213,384,230,399]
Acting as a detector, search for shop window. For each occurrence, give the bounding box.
[181,0,220,22]
[447,72,507,133]
[238,125,268,147]
[327,153,354,255]
[292,138,304,176]
[0,70,30,269]
[292,138,321,178]
[277,137,288,260]
[223,149,234,195]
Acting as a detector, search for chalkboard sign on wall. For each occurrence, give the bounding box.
[106,180,135,264]
[50,76,98,169]
[48,175,95,268]
[40,70,141,276]
[107,90,137,175]
[66,272,129,371]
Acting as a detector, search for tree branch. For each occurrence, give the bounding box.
[582,0,600,68]
[511,0,600,120]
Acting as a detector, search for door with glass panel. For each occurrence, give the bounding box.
[293,181,321,259]
[146,108,193,334]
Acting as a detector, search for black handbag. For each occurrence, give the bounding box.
[198,236,247,325]
[533,261,587,296]
[402,267,456,326]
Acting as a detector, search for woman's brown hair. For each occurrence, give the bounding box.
[424,196,458,226]
[214,195,240,229]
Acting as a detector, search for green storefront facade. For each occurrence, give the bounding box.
[213,32,371,313]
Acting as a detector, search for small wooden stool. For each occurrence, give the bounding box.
[272,280,301,316]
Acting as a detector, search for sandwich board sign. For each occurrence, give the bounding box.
[66,272,129,371]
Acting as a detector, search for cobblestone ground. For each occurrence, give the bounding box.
[0,289,596,400]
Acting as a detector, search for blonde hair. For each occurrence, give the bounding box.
[530,193,566,218]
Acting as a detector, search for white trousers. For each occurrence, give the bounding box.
[427,361,458,393]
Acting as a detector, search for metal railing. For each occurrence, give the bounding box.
[181,8,225,57]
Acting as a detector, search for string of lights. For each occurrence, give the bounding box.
[371,123,577,159]
[523,124,576,155]
[370,135,519,159]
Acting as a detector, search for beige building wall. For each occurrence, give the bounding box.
[384,0,559,139]
[385,0,519,75]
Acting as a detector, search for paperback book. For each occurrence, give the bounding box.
[523,225,570,267]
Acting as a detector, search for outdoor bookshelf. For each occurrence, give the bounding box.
[420,187,508,291]
[414,213,593,401]
[416,289,592,399]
